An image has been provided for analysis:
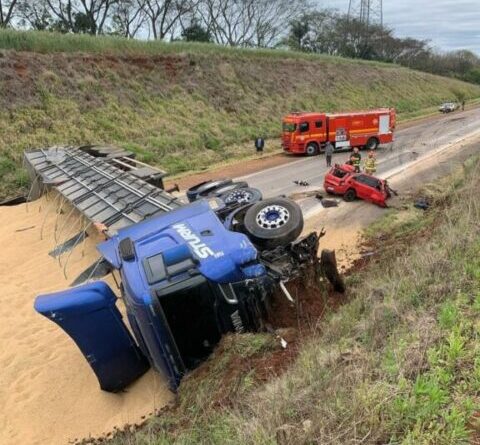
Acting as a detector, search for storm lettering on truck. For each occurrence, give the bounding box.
[172,223,223,259]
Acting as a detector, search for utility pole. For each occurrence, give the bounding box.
[347,0,383,27]
[346,0,383,57]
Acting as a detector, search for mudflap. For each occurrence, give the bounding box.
[34,281,150,392]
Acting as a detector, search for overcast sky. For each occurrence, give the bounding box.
[317,0,480,55]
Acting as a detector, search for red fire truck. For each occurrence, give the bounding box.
[281,108,396,155]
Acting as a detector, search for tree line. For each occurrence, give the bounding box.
[1,1,479,84]
[1,0,307,45]
[286,9,480,85]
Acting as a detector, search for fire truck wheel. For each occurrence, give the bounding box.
[186,178,233,202]
[366,137,379,150]
[220,187,262,206]
[305,143,319,156]
[244,197,304,249]
[343,189,357,202]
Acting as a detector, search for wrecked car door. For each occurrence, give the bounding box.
[354,174,387,206]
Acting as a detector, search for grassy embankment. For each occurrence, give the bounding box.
[1,29,480,199]
[106,157,480,444]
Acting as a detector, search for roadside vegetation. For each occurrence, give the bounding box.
[105,156,480,444]
[1,30,480,201]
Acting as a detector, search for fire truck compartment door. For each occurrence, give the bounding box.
[379,115,390,134]
[34,281,150,392]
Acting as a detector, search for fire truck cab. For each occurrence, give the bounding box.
[282,108,396,155]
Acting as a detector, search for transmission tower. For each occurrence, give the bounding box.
[347,0,383,27]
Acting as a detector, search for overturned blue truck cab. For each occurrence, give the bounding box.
[28,146,340,392]
[36,200,277,391]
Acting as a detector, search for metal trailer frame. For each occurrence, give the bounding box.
[24,147,181,232]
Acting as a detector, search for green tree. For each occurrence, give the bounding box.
[181,18,212,42]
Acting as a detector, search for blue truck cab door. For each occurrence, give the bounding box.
[34,281,150,392]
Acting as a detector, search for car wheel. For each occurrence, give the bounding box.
[305,143,319,156]
[343,189,356,202]
[366,137,379,150]
[186,178,233,202]
[243,197,304,249]
[220,187,262,206]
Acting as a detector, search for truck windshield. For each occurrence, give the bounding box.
[282,122,297,132]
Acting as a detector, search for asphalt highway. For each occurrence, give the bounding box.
[239,107,480,201]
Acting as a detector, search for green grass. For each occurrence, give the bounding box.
[106,157,480,444]
[1,29,480,199]
[0,28,389,65]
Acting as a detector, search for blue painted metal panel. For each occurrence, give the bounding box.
[34,281,150,392]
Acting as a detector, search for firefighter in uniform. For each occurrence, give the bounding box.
[324,141,334,167]
[364,150,377,175]
[350,147,361,173]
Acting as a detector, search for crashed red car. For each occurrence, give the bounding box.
[323,164,392,207]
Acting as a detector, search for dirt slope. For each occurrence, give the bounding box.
[1,40,480,199]
[0,198,172,445]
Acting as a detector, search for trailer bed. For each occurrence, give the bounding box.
[24,147,181,232]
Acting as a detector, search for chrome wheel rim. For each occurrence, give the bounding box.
[256,205,290,229]
[225,189,253,204]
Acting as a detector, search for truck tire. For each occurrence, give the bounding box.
[366,137,379,150]
[209,181,249,197]
[186,178,233,202]
[220,187,262,206]
[305,142,319,156]
[243,197,303,249]
[343,188,356,202]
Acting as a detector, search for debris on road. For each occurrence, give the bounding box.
[293,180,310,186]
[320,198,339,208]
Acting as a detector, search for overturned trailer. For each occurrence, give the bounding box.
[26,146,342,392]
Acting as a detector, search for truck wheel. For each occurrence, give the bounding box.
[220,187,262,206]
[186,178,233,202]
[343,189,356,202]
[366,137,379,150]
[243,197,304,249]
[209,181,249,197]
[305,143,319,156]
